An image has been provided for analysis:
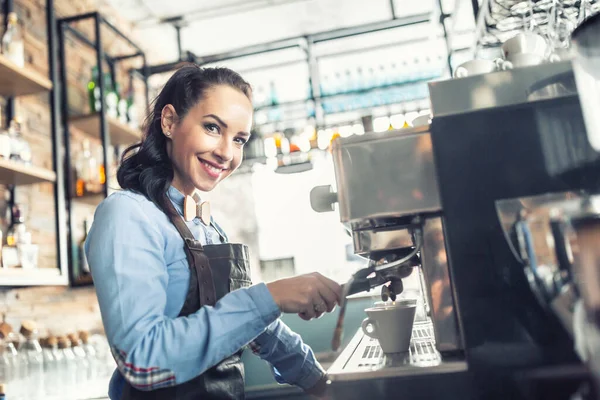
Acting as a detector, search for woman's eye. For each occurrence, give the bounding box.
[234,137,248,145]
[204,123,220,134]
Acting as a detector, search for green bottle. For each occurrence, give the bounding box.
[88,67,99,113]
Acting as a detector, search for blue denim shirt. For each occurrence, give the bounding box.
[85,186,325,398]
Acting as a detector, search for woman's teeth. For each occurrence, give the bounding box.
[200,159,222,173]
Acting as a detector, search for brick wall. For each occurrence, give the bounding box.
[0,0,166,334]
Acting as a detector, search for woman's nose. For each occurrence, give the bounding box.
[213,139,234,162]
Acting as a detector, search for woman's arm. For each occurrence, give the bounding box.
[86,193,281,391]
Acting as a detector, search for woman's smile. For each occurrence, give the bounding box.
[198,157,227,179]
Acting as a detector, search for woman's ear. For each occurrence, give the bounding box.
[161,105,178,138]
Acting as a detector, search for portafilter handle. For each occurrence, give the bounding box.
[310,185,338,213]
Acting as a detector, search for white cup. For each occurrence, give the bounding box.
[502,32,548,60]
[454,58,512,78]
[454,59,496,78]
[361,299,417,354]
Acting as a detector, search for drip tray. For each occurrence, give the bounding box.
[328,321,467,382]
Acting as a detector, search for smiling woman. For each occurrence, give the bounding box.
[85,65,340,400]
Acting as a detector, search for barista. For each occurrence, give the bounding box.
[85,65,341,399]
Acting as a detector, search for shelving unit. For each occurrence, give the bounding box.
[57,12,149,287]
[0,267,64,287]
[0,53,53,97]
[0,0,69,287]
[0,159,56,185]
[70,113,142,145]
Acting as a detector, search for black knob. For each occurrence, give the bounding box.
[310,185,338,213]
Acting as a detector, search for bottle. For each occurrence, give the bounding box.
[0,319,20,387]
[96,146,106,187]
[78,140,98,194]
[117,83,129,125]
[269,81,279,107]
[0,107,10,160]
[79,218,90,275]
[88,67,100,113]
[126,87,138,129]
[6,203,25,249]
[1,12,24,68]
[105,74,119,119]
[42,336,59,396]
[78,331,97,379]
[75,141,87,197]
[9,119,31,164]
[69,332,90,384]
[19,320,44,398]
[57,336,77,397]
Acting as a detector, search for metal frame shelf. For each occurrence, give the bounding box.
[0,0,69,287]
[138,10,446,130]
[57,12,149,287]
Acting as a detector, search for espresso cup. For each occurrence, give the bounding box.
[361,299,417,354]
[454,59,496,78]
[453,58,512,78]
[502,32,548,60]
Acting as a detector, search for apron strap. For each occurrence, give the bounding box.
[164,195,218,306]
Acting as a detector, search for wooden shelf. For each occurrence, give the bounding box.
[0,158,56,185]
[0,267,67,287]
[0,53,52,97]
[70,113,142,145]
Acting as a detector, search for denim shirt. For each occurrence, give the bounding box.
[85,186,325,398]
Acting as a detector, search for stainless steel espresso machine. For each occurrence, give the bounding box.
[310,18,600,398]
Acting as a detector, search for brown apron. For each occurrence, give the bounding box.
[122,198,252,399]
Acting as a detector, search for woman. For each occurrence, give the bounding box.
[85,65,342,399]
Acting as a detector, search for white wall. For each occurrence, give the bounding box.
[251,152,358,283]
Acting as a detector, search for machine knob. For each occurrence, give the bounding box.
[310,185,338,213]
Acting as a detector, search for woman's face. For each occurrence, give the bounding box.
[162,85,253,195]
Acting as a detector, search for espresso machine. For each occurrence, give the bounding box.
[310,16,600,398]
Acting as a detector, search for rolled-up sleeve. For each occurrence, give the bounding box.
[86,193,281,390]
[250,319,326,390]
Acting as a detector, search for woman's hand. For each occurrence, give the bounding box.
[266,272,342,320]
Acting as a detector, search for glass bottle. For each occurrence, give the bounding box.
[88,67,100,113]
[57,336,77,396]
[1,12,24,68]
[117,83,128,125]
[96,146,106,187]
[8,119,31,165]
[6,203,25,253]
[126,85,138,129]
[78,331,97,379]
[78,139,97,194]
[105,74,119,119]
[0,106,10,160]
[68,333,89,383]
[19,321,44,398]
[0,334,19,386]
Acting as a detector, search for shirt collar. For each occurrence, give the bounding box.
[167,186,189,217]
